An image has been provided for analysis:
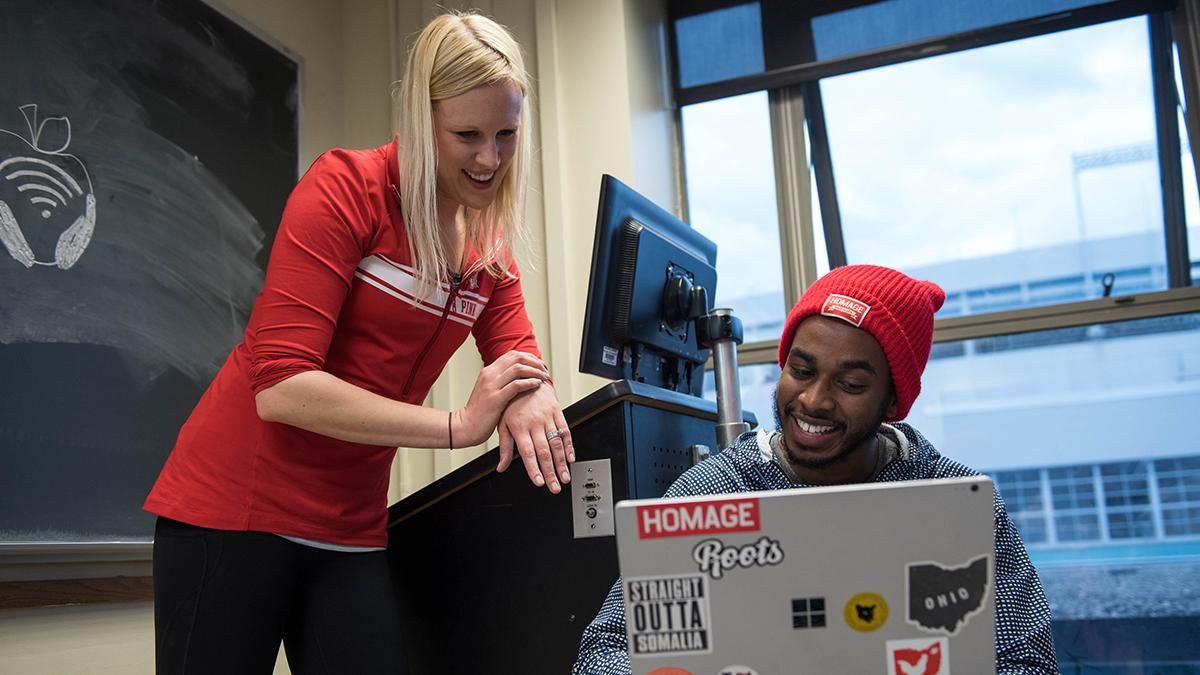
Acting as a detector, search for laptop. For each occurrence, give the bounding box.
[614,476,996,675]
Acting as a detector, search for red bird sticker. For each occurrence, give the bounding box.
[886,637,949,675]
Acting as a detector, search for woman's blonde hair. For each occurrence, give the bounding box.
[394,11,531,298]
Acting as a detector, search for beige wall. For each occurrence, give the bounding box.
[534,0,679,404]
[0,1,674,672]
[0,1,393,673]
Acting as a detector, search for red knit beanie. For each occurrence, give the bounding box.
[776,265,946,421]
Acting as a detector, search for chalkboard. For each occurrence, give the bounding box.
[0,0,299,546]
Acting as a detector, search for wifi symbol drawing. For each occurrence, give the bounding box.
[0,104,97,270]
[3,157,84,219]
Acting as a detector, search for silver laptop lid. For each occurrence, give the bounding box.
[614,476,997,675]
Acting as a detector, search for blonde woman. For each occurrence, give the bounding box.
[144,12,571,673]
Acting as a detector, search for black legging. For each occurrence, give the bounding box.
[152,517,407,674]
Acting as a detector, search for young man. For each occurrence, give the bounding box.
[573,264,1059,675]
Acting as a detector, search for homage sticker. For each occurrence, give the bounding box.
[820,293,871,326]
[843,592,889,632]
[637,497,760,539]
[648,669,694,675]
[906,554,990,635]
[625,574,712,657]
[886,637,950,675]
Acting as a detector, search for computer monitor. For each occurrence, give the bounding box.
[579,174,717,397]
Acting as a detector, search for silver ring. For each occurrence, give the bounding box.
[545,428,564,441]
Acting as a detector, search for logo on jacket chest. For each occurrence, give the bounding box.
[453,294,483,321]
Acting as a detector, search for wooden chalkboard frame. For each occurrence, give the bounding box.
[0,542,154,607]
[0,0,303,576]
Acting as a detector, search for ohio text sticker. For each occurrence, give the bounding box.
[886,637,950,675]
[843,592,889,632]
[625,574,712,657]
[906,554,990,635]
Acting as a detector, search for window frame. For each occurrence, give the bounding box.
[671,0,1200,368]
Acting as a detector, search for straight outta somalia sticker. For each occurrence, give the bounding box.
[625,574,713,656]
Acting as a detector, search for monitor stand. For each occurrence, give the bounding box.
[696,306,752,449]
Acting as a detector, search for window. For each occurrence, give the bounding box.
[1101,462,1156,540]
[992,454,1200,548]
[820,18,1175,314]
[672,2,1200,670]
[673,2,764,88]
[1157,456,1200,536]
[703,362,779,434]
[681,92,786,343]
[994,469,1048,544]
[1049,466,1102,542]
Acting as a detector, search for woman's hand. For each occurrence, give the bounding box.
[453,350,549,447]
[496,381,574,493]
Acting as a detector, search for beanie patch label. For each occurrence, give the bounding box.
[821,294,870,327]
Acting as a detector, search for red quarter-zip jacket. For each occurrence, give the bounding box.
[144,139,541,546]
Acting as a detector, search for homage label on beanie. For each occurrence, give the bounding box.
[821,294,870,327]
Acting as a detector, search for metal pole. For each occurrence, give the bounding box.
[698,307,751,450]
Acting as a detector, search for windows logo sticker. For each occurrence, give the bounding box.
[791,596,826,629]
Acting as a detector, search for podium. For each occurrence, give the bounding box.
[387,379,755,675]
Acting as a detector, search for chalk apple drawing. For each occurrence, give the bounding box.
[0,104,96,269]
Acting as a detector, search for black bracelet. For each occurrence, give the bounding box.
[448,411,454,451]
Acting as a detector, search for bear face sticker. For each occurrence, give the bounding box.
[843,591,889,632]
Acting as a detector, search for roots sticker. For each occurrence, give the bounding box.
[625,574,712,657]
[843,592,889,632]
[906,554,989,635]
[692,536,785,580]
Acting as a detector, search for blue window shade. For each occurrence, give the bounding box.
[812,0,1110,61]
[675,2,764,88]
